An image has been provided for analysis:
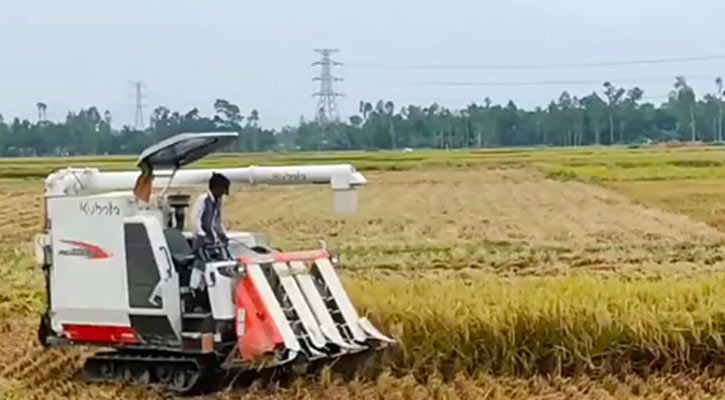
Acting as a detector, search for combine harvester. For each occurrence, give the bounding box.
[35,132,393,393]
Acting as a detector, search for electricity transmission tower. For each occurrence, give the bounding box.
[131,81,146,129]
[312,49,343,124]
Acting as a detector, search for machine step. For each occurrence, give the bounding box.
[182,313,214,333]
[184,312,213,319]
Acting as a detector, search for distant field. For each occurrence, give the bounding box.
[7,144,725,179]
[5,146,725,398]
[227,168,725,277]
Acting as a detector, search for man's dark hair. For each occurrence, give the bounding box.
[209,172,230,194]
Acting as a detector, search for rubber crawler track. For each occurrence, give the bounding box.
[83,351,217,395]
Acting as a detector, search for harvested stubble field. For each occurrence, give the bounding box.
[5,146,725,398]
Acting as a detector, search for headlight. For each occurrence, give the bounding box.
[330,254,340,268]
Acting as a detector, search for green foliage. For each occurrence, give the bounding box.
[3,77,725,156]
[0,99,275,157]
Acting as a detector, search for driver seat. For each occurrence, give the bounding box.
[164,229,196,287]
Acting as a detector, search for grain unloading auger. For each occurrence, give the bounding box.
[35,132,393,394]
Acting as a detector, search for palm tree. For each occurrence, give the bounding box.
[603,82,625,145]
[36,102,47,122]
[671,76,696,141]
[716,77,724,141]
[384,101,396,148]
[358,102,374,148]
[248,110,260,152]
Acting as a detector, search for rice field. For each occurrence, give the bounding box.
[4,146,725,398]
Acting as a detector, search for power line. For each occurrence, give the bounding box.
[415,79,607,87]
[349,53,725,71]
[312,49,343,125]
[411,74,719,87]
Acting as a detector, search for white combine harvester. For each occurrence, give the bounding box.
[35,132,393,393]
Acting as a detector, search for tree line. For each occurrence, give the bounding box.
[0,76,722,156]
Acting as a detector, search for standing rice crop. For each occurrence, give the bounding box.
[346,273,725,378]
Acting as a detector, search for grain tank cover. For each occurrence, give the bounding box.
[137,132,239,169]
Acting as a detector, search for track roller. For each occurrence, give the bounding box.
[83,352,216,395]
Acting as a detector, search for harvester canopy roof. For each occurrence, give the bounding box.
[137,132,239,169]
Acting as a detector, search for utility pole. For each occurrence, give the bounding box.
[312,49,343,125]
[131,81,146,130]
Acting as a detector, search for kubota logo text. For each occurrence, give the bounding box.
[79,201,120,216]
[272,172,307,182]
[59,240,112,260]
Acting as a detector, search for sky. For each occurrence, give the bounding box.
[1,0,725,129]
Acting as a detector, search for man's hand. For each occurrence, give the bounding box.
[201,234,215,247]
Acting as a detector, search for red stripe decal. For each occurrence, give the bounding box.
[62,324,140,344]
[60,240,112,259]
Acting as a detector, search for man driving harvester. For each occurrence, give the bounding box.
[188,172,231,295]
[192,172,231,252]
